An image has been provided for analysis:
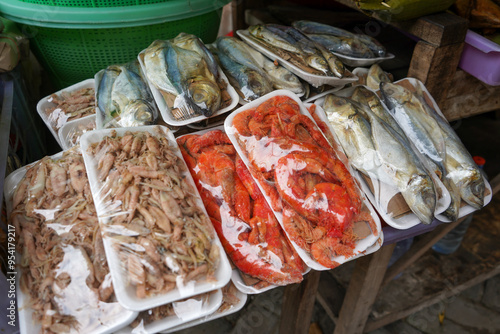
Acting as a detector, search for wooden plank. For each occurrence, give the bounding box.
[408,41,464,107]
[364,264,500,332]
[333,244,396,334]
[393,12,468,47]
[279,270,321,334]
[316,271,347,324]
[381,218,464,286]
[442,70,500,121]
[490,173,500,195]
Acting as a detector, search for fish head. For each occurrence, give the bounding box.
[459,168,485,210]
[187,77,222,115]
[380,82,412,108]
[120,99,156,127]
[248,25,265,38]
[305,54,331,75]
[405,174,436,224]
[324,95,358,120]
[244,69,273,100]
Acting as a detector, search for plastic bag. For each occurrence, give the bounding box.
[177,128,306,290]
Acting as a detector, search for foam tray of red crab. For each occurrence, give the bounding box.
[79,125,232,311]
[3,148,138,334]
[177,126,309,293]
[225,90,382,271]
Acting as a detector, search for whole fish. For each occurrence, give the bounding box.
[97,65,121,120]
[324,94,436,224]
[249,24,335,76]
[351,86,404,139]
[292,20,355,38]
[355,34,386,57]
[216,36,264,73]
[380,82,446,179]
[248,24,303,54]
[213,47,273,101]
[265,24,333,75]
[243,44,305,93]
[110,65,156,127]
[143,40,175,94]
[306,34,374,58]
[165,42,221,117]
[172,33,219,78]
[366,64,391,90]
[414,85,485,210]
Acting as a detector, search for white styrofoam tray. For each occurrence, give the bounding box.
[237,30,358,88]
[224,89,382,271]
[79,125,232,311]
[36,78,95,147]
[58,114,96,150]
[160,286,247,333]
[387,78,492,222]
[331,51,395,67]
[3,151,138,334]
[176,126,310,294]
[138,50,239,127]
[115,290,222,334]
[313,87,451,229]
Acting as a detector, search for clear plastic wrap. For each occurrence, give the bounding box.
[225,91,381,270]
[290,20,395,67]
[313,86,451,229]
[80,125,231,311]
[4,148,137,334]
[379,78,492,222]
[177,127,307,291]
[59,114,96,150]
[236,30,358,88]
[36,79,96,147]
[210,36,306,104]
[161,281,247,333]
[115,290,222,334]
[138,33,238,126]
[95,60,159,129]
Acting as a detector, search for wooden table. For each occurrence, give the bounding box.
[229,2,500,332]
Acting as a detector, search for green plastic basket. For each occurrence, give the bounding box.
[0,0,229,88]
[20,0,169,8]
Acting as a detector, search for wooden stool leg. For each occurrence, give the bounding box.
[279,270,321,334]
[333,244,396,334]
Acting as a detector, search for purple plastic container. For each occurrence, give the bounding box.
[458,30,500,86]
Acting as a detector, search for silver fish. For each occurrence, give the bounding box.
[243,42,305,93]
[355,34,386,57]
[172,32,219,78]
[143,40,176,94]
[110,65,156,127]
[380,82,446,179]
[351,86,404,139]
[213,46,273,101]
[414,86,485,210]
[165,42,221,117]
[97,65,121,120]
[324,94,436,224]
[292,20,355,38]
[248,24,303,54]
[307,34,374,58]
[366,64,391,90]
